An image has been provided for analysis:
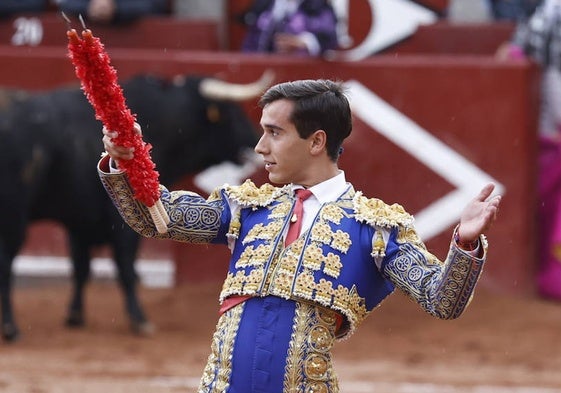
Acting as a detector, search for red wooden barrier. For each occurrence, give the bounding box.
[385,21,514,55]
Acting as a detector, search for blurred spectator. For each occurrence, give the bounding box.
[56,0,169,24]
[498,0,561,300]
[446,0,493,22]
[239,0,339,56]
[0,0,49,16]
[447,0,540,22]
[172,0,224,21]
[488,0,540,20]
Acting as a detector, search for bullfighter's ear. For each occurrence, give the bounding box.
[172,75,186,87]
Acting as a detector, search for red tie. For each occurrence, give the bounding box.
[285,189,313,246]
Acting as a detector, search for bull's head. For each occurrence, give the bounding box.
[130,71,274,188]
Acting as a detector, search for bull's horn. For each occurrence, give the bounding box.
[199,70,275,101]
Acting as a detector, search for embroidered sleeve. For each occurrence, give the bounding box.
[380,226,487,320]
[98,163,230,244]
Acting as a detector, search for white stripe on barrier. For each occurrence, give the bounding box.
[13,255,174,288]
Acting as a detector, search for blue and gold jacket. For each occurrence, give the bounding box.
[99,160,487,340]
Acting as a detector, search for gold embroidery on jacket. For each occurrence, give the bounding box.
[311,222,332,244]
[222,269,265,295]
[225,179,287,208]
[243,220,284,244]
[269,200,293,219]
[198,303,243,392]
[236,243,273,268]
[303,244,323,271]
[284,302,339,393]
[220,185,483,340]
[321,204,344,224]
[324,253,342,278]
[219,195,377,339]
[228,210,241,240]
[331,230,351,253]
[353,192,414,229]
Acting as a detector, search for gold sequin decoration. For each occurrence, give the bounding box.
[271,253,300,297]
[316,279,334,306]
[306,382,329,393]
[353,192,414,229]
[372,230,386,258]
[235,244,272,268]
[321,204,344,224]
[220,269,265,300]
[225,179,287,208]
[303,244,323,271]
[331,284,368,335]
[317,308,338,326]
[284,302,339,392]
[243,220,283,244]
[305,354,329,380]
[244,268,264,293]
[311,222,333,244]
[308,325,334,353]
[397,225,424,245]
[228,211,241,240]
[323,253,342,278]
[295,271,316,299]
[269,201,292,219]
[289,237,306,255]
[330,230,351,254]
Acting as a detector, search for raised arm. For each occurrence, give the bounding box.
[381,184,501,319]
[98,125,231,244]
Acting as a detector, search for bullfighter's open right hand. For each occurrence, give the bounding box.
[102,123,141,163]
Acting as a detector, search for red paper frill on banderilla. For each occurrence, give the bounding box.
[67,28,169,233]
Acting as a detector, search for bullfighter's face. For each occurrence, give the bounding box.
[256,98,316,186]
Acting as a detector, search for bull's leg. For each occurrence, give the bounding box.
[0,247,19,342]
[65,238,91,327]
[0,205,28,341]
[112,233,154,336]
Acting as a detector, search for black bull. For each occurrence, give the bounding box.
[0,74,264,342]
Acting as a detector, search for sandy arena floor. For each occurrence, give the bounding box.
[1,274,561,393]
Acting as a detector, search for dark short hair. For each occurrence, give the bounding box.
[259,79,352,161]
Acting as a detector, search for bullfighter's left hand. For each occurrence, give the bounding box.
[457,183,501,243]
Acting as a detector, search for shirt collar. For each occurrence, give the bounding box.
[292,171,349,204]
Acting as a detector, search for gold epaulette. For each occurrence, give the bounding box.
[352,191,414,229]
[224,179,287,208]
[207,188,222,202]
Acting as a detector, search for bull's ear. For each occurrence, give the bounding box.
[172,75,186,87]
[207,104,221,123]
[0,90,10,110]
